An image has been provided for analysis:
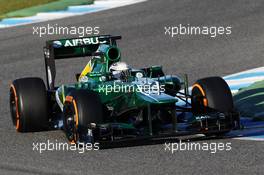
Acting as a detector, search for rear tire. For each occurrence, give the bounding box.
[10,77,48,132]
[63,90,103,143]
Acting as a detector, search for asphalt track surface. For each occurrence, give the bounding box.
[1,0,264,174]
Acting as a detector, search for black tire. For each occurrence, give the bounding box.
[63,90,103,143]
[10,77,48,132]
[191,76,234,114]
[191,77,235,137]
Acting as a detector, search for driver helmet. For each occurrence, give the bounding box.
[109,62,131,81]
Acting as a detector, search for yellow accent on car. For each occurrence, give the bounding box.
[79,60,92,81]
[62,85,65,103]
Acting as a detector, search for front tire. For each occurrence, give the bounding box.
[191,76,234,114]
[10,77,48,132]
[191,77,237,136]
[63,90,103,143]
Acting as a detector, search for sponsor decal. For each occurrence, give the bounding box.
[53,37,107,48]
[52,41,62,48]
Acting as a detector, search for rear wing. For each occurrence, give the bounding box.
[44,35,121,90]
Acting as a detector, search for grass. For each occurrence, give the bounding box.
[234,80,264,120]
[0,0,94,19]
[0,0,59,18]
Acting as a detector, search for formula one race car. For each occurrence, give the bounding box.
[9,35,240,145]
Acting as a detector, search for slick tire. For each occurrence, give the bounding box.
[191,77,235,136]
[191,76,234,114]
[10,77,48,132]
[63,90,103,143]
